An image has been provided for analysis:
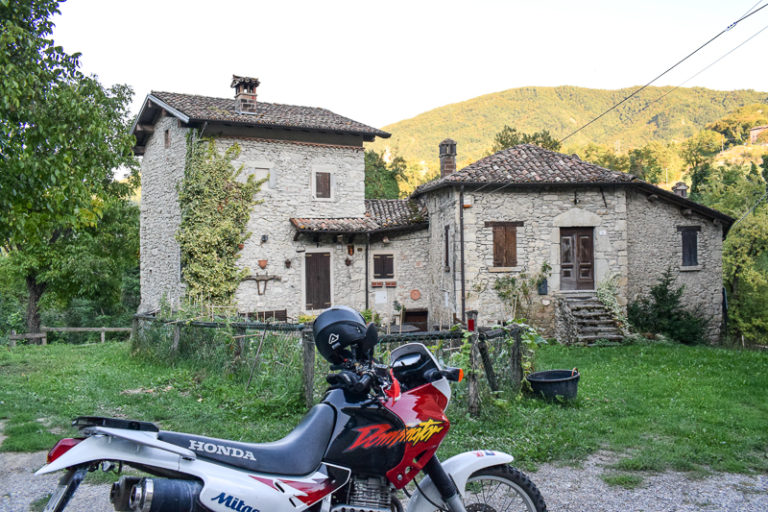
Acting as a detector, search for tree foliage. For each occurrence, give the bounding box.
[176,138,262,304]
[490,126,561,153]
[1,0,139,333]
[698,161,768,343]
[706,103,768,148]
[628,268,709,344]
[364,150,402,199]
[1,0,137,241]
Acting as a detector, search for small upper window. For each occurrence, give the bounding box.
[314,171,331,199]
[373,254,394,279]
[164,129,170,148]
[486,221,523,267]
[679,226,700,266]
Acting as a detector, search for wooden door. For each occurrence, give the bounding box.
[560,228,594,290]
[305,253,331,310]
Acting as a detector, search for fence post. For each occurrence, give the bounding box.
[171,324,181,352]
[509,325,523,390]
[9,330,16,349]
[100,329,106,343]
[467,330,480,417]
[477,337,498,392]
[302,326,315,409]
[131,317,138,344]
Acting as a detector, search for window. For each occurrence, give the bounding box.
[486,221,523,267]
[314,171,331,199]
[373,254,394,279]
[164,129,170,148]
[679,226,700,266]
[444,225,450,270]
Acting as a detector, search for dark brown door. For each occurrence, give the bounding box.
[560,228,594,290]
[305,252,331,310]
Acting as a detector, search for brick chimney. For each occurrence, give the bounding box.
[439,138,457,178]
[231,75,260,113]
[672,181,689,198]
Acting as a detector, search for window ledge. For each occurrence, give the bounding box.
[680,265,702,272]
[489,266,522,273]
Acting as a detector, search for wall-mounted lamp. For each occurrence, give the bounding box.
[261,234,269,243]
[285,259,292,269]
[382,236,390,244]
[345,257,352,266]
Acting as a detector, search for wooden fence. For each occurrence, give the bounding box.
[8,327,132,347]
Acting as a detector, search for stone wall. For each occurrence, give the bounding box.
[626,189,724,341]
[139,116,189,312]
[423,186,630,335]
[223,137,366,319]
[423,189,462,326]
[366,229,432,327]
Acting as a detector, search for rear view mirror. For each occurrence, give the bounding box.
[358,322,378,360]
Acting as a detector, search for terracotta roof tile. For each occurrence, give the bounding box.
[414,144,635,195]
[291,200,427,234]
[150,91,389,138]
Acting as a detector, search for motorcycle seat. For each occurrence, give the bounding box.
[158,403,335,475]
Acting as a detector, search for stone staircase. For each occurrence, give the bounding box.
[555,292,624,345]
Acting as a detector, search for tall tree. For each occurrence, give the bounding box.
[681,130,721,199]
[698,162,768,343]
[364,150,402,199]
[1,0,138,332]
[490,126,561,153]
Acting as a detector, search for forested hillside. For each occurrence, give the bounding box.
[368,86,768,169]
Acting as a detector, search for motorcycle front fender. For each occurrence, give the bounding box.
[405,450,514,512]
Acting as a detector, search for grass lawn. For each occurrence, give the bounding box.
[1,341,767,478]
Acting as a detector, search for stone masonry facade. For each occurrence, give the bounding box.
[136,81,730,342]
[626,190,724,339]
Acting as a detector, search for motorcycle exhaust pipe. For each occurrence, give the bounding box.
[122,477,203,512]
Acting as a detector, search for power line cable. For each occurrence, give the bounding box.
[559,2,768,144]
[640,21,768,117]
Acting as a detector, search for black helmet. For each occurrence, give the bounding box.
[313,306,367,364]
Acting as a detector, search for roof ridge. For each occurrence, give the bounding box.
[151,90,336,115]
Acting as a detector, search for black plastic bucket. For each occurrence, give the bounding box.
[526,369,580,400]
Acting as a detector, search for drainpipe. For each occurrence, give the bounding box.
[459,185,466,323]
[365,233,370,310]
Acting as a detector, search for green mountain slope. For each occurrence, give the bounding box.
[369,86,768,169]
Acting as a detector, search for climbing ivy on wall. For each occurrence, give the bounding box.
[176,134,263,304]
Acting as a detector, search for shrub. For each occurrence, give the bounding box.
[628,268,709,344]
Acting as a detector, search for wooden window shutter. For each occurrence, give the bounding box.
[505,224,517,267]
[491,223,518,267]
[492,226,505,267]
[373,254,394,278]
[383,254,394,278]
[681,228,698,266]
[315,172,331,199]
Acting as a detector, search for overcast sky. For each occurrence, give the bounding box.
[52,0,768,128]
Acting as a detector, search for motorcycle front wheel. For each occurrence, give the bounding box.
[462,464,547,512]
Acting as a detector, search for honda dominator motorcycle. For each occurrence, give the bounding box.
[36,306,547,512]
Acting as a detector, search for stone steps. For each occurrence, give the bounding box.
[561,292,624,344]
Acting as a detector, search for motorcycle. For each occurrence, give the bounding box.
[36,306,547,512]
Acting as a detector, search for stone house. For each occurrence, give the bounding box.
[134,76,733,341]
[412,142,733,342]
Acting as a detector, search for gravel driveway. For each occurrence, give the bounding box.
[2,450,766,512]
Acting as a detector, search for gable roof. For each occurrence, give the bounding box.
[414,144,634,196]
[412,143,733,228]
[290,199,428,236]
[132,91,390,150]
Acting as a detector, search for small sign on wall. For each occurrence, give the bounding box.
[375,290,387,304]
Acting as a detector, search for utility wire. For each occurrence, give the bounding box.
[559,2,768,144]
[641,21,768,116]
